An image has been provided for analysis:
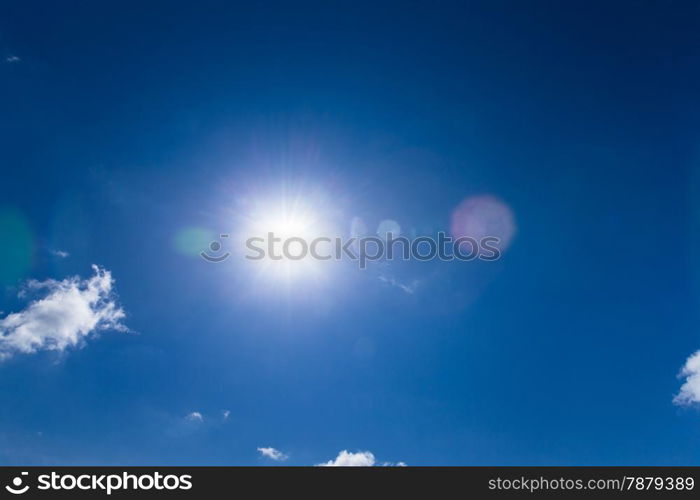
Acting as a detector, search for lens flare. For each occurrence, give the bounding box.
[450,195,516,252]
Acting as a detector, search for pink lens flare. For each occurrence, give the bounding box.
[450,195,516,253]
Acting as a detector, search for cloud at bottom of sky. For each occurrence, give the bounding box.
[185,412,204,422]
[257,447,288,461]
[316,450,406,467]
[0,265,126,360]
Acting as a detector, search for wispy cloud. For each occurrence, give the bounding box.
[5,55,20,63]
[50,249,70,259]
[0,265,126,360]
[378,275,419,294]
[257,447,288,461]
[222,410,231,421]
[185,411,203,422]
[674,350,700,405]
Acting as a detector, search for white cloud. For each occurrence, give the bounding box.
[185,412,203,422]
[674,350,700,405]
[257,447,288,461]
[0,265,126,360]
[317,450,406,466]
[50,249,70,258]
[222,410,231,421]
[317,450,376,466]
[5,55,20,63]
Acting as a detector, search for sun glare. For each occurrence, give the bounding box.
[235,187,338,286]
[259,211,316,240]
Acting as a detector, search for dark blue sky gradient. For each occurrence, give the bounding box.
[1,1,700,464]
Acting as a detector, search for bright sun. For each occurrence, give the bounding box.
[259,211,316,240]
[238,189,337,285]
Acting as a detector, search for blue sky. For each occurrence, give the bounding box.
[1,0,700,465]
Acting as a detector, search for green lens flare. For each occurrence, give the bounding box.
[173,226,214,257]
[0,207,34,285]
